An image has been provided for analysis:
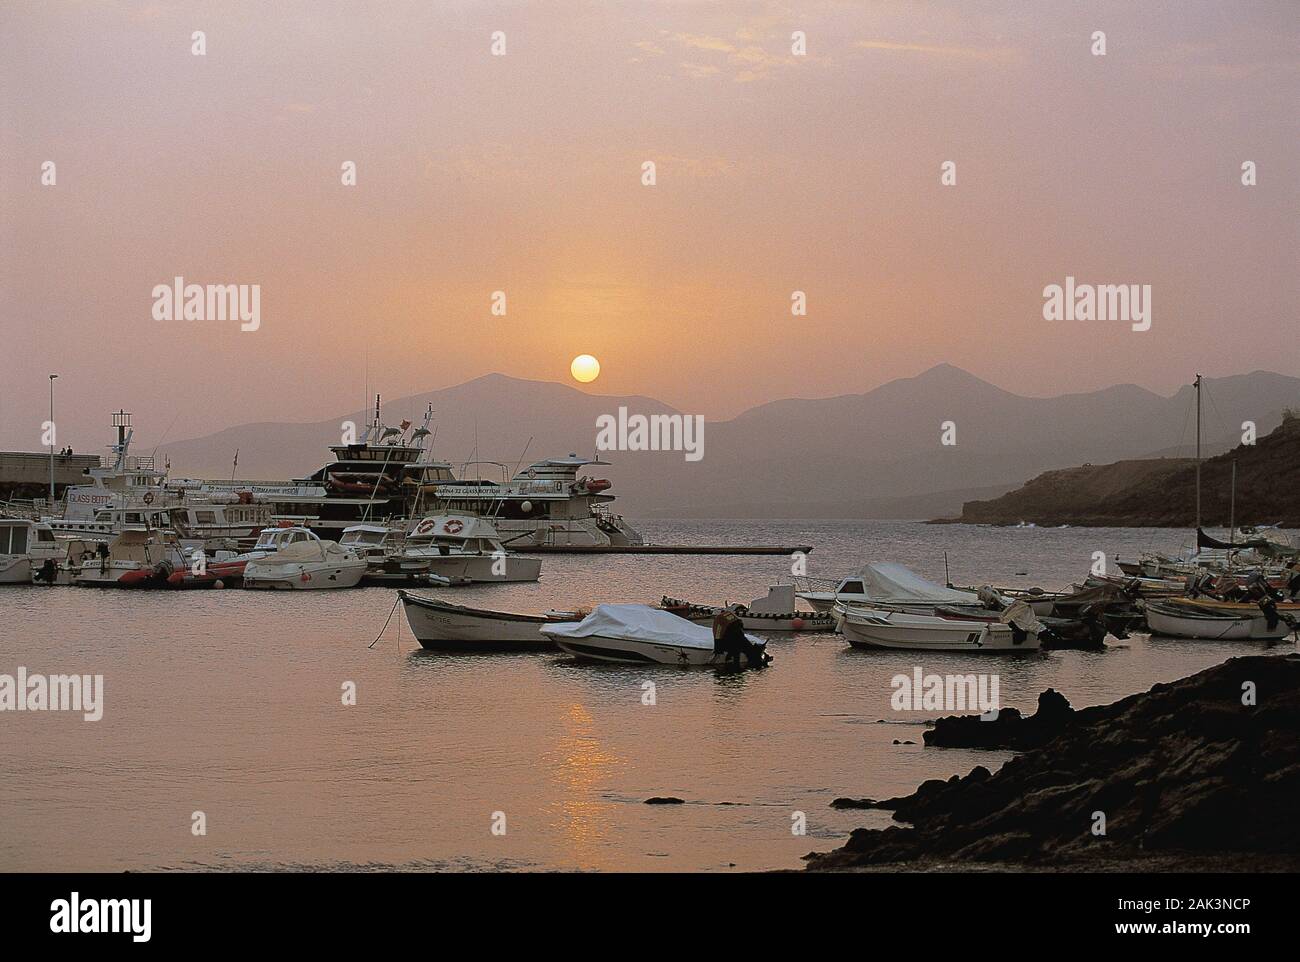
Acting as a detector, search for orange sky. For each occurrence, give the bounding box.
[1,0,1297,450]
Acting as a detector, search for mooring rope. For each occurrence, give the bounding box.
[368,595,401,649]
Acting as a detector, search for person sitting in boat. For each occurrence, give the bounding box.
[712,606,769,669]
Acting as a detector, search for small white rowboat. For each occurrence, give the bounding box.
[399,592,575,651]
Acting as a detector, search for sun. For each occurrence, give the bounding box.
[570,354,600,383]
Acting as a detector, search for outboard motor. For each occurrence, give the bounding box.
[712,608,771,669]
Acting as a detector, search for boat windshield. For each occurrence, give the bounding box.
[342,530,386,545]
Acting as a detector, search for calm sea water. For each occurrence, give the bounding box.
[1,520,1293,872]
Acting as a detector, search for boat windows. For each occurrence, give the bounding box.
[840,580,865,594]
[0,523,29,554]
[195,510,216,524]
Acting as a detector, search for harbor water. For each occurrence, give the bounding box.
[1,520,1292,872]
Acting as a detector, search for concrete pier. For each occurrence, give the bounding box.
[0,451,101,501]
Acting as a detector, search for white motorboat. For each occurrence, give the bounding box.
[399,592,577,651]
[242,538,366,590]
[1141,599,1298,641]
[423,455,644,549]
[401,514,541,583]
[166,522,320,587]
[542,603,769,666]
[340,523,454,585]
[835,603,1043,652]
[796,562,979,613]
[661,584,836,631]
[73,527,189,588]
[0,519,65,584]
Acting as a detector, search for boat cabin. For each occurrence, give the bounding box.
[250,525,319,553]
[0,518,58,556]
[404,515,510,556]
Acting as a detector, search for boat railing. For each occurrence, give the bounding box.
[789,575,840,594]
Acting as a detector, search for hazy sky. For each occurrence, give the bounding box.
[2,0,1297,451]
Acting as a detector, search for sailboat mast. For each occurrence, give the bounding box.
[1229,460,1237,567]
[1194,373,1202,540]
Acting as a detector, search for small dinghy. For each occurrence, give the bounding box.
[1141,598,1298,641]
[661,584,836,631]
[543,603,770,666]
[399,592,577,651]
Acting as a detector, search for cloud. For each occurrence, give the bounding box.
[854,39,1017,63]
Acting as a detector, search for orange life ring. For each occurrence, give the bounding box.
[443,518,464,534]
[415,519,436,535]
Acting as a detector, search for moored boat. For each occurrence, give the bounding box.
[835,603,1043,652]
[0,518,64,584]
[542,603,770,666]
[401,514,541,583]
[661,584,836,631]
[242,539,367,590]
[73,527,189,588]
[1141,598,1298,641]
[399,592,576,651]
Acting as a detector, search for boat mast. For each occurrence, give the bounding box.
[1194,373,1202,545]
[1228,459,1237,569]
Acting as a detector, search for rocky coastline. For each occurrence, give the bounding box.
[808,653,1300,871]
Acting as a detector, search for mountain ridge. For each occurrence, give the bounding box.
[146,365,1300,519]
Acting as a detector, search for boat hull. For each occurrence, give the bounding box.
[243,560,366,590]
[0,556,32,584]
[551,635,727,665]
[837,606,1042,652]
[420,555,541,583]
[1143,603,1295,641]
[400,593,561,650]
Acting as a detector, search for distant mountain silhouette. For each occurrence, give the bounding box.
[154,366,1300,519]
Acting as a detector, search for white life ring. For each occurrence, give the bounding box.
[415,519,436,535]
[443,518,464,535]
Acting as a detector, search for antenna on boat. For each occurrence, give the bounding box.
[944,551,951,588]
[513,436,533,479]
[1229,459,1237,567]
[1194,373,1202,549]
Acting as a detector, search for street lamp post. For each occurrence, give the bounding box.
[48,374,58,506]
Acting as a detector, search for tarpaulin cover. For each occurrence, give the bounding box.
[856,562,977,604]
[542,603,720,650]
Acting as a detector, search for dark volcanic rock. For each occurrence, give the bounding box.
[923,688,1074,749]
[809,654,1300,869]
[644,796,685,805]
[830,797,888,810]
